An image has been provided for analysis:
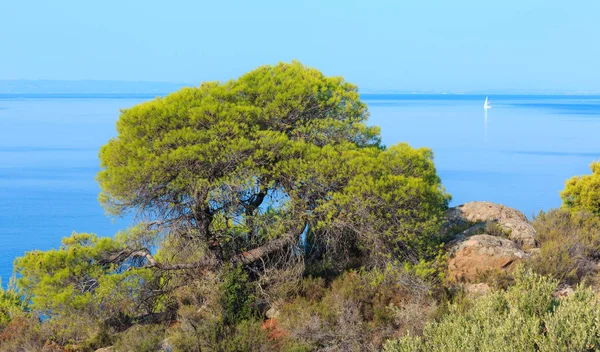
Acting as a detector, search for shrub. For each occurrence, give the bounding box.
[529,209,600,286]
[168,317,275,352]
[114,324,165,352]
[220,265,257,325]
[0,316,48,352]
[278,267,437,351]
[482,221,512,238]
[383,269,600,352]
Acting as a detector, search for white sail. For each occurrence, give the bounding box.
[484,96,491,109]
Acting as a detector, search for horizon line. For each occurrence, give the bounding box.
[1,80,600,95]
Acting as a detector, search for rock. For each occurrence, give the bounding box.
[447,234,528,282]
[265,300,282,319]
[464,282,491,296]
[95,348,115,352]
[266,306,280,319]
[553,284,574,299]
[255,300,269,316]
[161,338,174,352]
[445,201,537,249]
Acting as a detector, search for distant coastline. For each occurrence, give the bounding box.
[0,80,190,94]
[2,92,600,102]
[2,80,600,96]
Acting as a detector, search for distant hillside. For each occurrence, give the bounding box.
[0,80,191,94]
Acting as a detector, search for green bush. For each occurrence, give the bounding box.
[0,280,27,328]
[383,269,600,352]
[561,162,600,214]
[220,265,257,325]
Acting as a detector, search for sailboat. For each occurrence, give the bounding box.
[484,96,491,109]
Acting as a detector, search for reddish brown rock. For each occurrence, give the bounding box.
[448,234,528,282]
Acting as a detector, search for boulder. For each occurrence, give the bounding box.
[447,234,528,282]
[464,282,491,296]
[266,306,280,319]
[445,201,537,249]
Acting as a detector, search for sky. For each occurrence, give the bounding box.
[1,0,599,92]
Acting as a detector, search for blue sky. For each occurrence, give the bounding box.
[1,0,599,92]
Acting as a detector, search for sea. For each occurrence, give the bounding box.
[1,93,600,284]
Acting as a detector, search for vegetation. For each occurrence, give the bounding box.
[0,62,452,350]
[528,209,600,286]
[96,60,449,273]
[276,266,437,350]
[2,61,600,351]
[561,162,600,213]
[0,279,26,328]
[384,269,600,352]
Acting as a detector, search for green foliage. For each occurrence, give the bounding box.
[14,232,158,320]
[97,60,449,269]
[537,288,600,352]
[403,248,447,286]
[11,230,168,348]
[529,209,600,285]
[561,162,600,214]
[15,232,121,316]
[0,279,27,328]
[220,265,256,325]
[310,144,451,265]
[384,269,600,352]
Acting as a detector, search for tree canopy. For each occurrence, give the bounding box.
[561,162,600,214]
[97,61,450,272]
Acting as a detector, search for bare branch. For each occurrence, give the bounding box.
[103,228,302,271]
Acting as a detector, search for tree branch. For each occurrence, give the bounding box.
[103,227,302,271]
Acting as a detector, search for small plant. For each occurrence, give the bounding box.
[480,221,512,238]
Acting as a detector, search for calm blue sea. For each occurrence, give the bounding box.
[1,93,599,284]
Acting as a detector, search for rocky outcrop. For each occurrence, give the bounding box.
[447,234,529,282]
[445,201,537,249]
